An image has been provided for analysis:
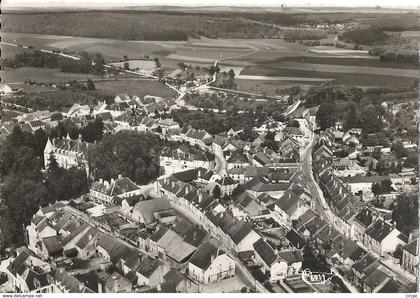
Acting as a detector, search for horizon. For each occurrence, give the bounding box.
[2,0,419,9]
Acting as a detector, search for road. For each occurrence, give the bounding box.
[214,151,227,176]
[300,128,335,223]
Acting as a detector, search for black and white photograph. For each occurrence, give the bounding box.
[0,0,418,295]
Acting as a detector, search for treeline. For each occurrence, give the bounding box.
[10,91,114,112]
[379,51,419,66]
[2,12,282,40]
[306,84,417,136]
[2,50,105,74]
[0,127,88,250]
[283,29,327,41]
[339,28,389,46]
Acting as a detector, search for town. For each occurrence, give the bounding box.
[0,3,418,295]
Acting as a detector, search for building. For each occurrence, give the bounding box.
[401,239,418,276]
[131,198,176,226]
[363,219,406,257]
[89,175,141,206]
[188,239,235,284]
[44,135,90,171]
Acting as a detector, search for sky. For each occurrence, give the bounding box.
[2,0,419,8]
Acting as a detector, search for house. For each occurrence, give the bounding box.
[66,103,91,118]
[253,238,302,282]
[227,151,250,169]
[353,207,380,242]
[188,239,235,284]
[270,190,310,224]
[114,94,131,103]
[104,272,132,293]
[341,175,392,201]
[5,248,53,293]
[242,176,289,199]
[75,227,101,259]
[135,256,169,287]
[0,83,13,94]
[352,253,380,290]
[161,269,199,293]
[44,135,90,172]
[401,239,418,276]
[40,236,63,260]
[364,219,406,257]
[283,126,305,144]
[227,220,261,252]
[214,176,238,196]
[131,198,176,226]
[232,192,266,218]
[89,175,141,206]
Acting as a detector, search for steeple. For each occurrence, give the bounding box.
[44,137,53,154]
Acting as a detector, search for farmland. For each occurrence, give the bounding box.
[1,67,102,83]
[1,32,417,90]
[93,80,177,98]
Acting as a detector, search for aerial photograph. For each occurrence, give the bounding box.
[0,0,418,295]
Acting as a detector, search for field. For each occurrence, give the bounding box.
[1,67,102,83]
[2,32,418,90]
[93,79,178,98]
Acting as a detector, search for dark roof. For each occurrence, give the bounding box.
[172,169,198,183]
[253,238,277,267]
[161,269,186,293]
[363,268,389,290]
[365,220,394,243]
[286,229,306,249]
[403,239,418,256]
[173,219,208,247]
[42,236,63,255]
[278,250,303,264]
[227,221,253,245]
[189,239,226,271]
[227,151,249,164]
[149,226,169,242]
[136,256,161,278]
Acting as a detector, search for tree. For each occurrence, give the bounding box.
[360,105,383,134]
[343,103,359,130]
[213,185,221,199]
[316,103,336,130]
[392,141,407,158]
[392,193,419,234]
[81,118,104,143]
[228,69,235,79]
[51,112,63,121]
[124,62,130,70]
[87,131,162,185]
[87,79,96,90]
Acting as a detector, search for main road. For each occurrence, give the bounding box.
[300,127,335,223]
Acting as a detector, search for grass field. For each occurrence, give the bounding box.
[93,79,177,98]
[1,67,102,83]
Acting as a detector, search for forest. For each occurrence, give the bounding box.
[2,11,283,40]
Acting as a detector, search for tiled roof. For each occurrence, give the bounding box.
[189,239,226,271]
[253,238,277,267]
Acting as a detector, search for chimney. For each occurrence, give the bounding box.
[328,225,332,235]
[78,134,83,143]
[171,181,175,188]
[210,254,215,263]
[156,284,162,292]
[98,282,103,293]
[118,174,122,179]
[111,178,115,184]
[408,233,413,242]
[193,231,197,241]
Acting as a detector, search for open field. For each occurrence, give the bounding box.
[1,67,102,83]
[2,33,417,89]
[93,80,177,98]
